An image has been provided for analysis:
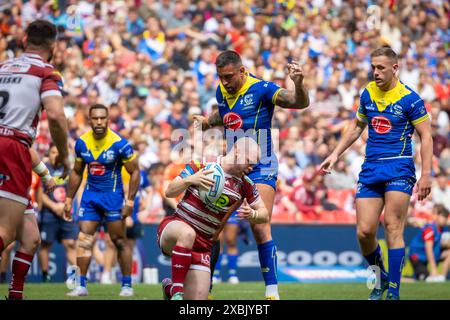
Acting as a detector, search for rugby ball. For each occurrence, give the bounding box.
[198,162,225,206]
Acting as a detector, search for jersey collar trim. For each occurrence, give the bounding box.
[219,72,261,110]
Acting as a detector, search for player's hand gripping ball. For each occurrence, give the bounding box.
[199,162,225,206]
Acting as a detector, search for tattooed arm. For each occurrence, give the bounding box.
[275,61,310,109]
[192,110,223,130]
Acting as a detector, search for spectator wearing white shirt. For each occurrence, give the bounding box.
[431,173,450,212]
[400,57,420,91]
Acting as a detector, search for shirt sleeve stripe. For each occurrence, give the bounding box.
[41,90,62,99]
[411,114,429,126]
[271,88,282,105]
[356,112,368,123]
[122,152,137,163]
[186,165,195,175]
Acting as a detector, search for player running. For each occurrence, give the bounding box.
[194,50,309,300]
[158,137,269,300]
[320,47,433,300]
[0,19,69,278]
[64,104,141,297]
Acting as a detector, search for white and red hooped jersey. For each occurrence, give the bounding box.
[176,159,261,242]
[0,53,63,146]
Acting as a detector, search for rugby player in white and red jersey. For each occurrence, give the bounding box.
[0,19,69,299]
[157,137,269,300]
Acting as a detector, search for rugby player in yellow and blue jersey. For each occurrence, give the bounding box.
[320,47,433,300]
[63,104,141,297]
[195,50,310,300]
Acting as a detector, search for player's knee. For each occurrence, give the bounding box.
[32,235,41,252]
[384,221,404,236]
[77,232,94,258]
[65,240,77,251]
[111,236,127,252]
[357,226,377,242]
[22,234,41,254]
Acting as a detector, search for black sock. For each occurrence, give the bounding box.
[42,270,48,281]
[209,240,221,293]
[0,272,6,283]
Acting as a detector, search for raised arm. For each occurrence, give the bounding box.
[192,111,223,131]
[275,61,310,109]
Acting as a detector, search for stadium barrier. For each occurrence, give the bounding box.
[20,224,419,283]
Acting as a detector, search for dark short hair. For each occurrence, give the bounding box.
[149,162,165,173]
[89,104,109,116]
[370,46,398,63]
[25,19,57,50]
[215,50,242,68]
[435,204,450,218]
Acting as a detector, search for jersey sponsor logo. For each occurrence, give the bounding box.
[200,253,211,266]
[0,63,30,73]
[365,103,376,111]
[89,162,106,176]
[214,194,230,207]
[371,116,392,134]
[223,112,243,130]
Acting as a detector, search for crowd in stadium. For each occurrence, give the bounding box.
[0,0,448,226]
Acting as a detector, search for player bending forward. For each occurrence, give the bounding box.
[158,137,269,300]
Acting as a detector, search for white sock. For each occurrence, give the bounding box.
[265,284,280,299]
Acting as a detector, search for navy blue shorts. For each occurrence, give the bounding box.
[40,220,79,244]
[356,158,416,198]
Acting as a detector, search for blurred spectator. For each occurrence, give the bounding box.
[278,152,302,186]
[1,0,447,225]
[324,159,356,190]
[431,173,450,212]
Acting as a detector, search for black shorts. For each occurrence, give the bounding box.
[126,223,144,239]
[410,259,429,281]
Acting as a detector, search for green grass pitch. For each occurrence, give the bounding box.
[1,282,450,300]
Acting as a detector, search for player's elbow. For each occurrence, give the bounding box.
[300,96,310,109]
[46,110,67,128]
[164,185,177,198]
[44,98,66,121]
